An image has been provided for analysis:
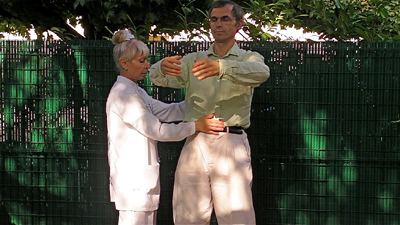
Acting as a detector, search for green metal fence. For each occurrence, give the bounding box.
[1,40,400,225]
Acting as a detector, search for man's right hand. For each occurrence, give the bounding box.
[161,55,183,76]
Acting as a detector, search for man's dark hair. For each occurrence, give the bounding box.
[208,0,244,23]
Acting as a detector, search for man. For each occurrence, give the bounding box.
[149,0,270,224]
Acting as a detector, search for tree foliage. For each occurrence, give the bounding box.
[244,0,400,41]
[0,0,214,40]
[1,0,400,41]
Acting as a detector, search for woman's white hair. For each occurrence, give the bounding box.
[111,29,149,71]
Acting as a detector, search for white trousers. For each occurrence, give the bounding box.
[173,132,256,225]
[118,210,157,225]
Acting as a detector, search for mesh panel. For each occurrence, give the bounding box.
[1,40,400,225]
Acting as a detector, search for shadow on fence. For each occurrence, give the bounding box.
[1,40,400,224]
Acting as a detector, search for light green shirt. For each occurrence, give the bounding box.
[149,43,270,129]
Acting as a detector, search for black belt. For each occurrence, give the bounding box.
[222,126,244,134]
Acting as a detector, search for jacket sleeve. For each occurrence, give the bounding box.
[150,100,186,123]
[137,87,186,122]
[118,92,195,142]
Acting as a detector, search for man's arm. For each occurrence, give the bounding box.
[219,51,270,87]
[149,56,187,88]
[190,51,270,87]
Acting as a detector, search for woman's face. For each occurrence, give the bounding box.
[124,53,150,83]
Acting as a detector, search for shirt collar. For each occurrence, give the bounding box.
[116,75,139,91]
[207,42,240,58]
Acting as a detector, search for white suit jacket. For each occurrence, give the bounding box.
[106,76,195,211]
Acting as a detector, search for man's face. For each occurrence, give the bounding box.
[209,4,242,43]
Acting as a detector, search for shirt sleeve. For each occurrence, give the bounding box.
[219,51,270,87]
[118,92,195,142]
[149,59,187,89]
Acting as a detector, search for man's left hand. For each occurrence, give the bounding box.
[191,59,219,80]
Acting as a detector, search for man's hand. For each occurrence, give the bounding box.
[161,55,182,76]
[195,113,225,135]
[191,59,220,80]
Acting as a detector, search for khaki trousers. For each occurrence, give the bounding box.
[173,132,256,225]
[118,210,157,225]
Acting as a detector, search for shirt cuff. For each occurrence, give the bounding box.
[218,59,232,79]
[189,121,196,135]
[218,59,224,79]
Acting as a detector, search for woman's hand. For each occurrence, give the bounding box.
[195,113,225,135]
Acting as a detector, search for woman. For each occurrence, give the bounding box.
[106,30,225,225]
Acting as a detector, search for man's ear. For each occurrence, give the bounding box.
[236,19,244,32]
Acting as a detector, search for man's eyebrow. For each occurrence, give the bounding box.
[210,15,230,18]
